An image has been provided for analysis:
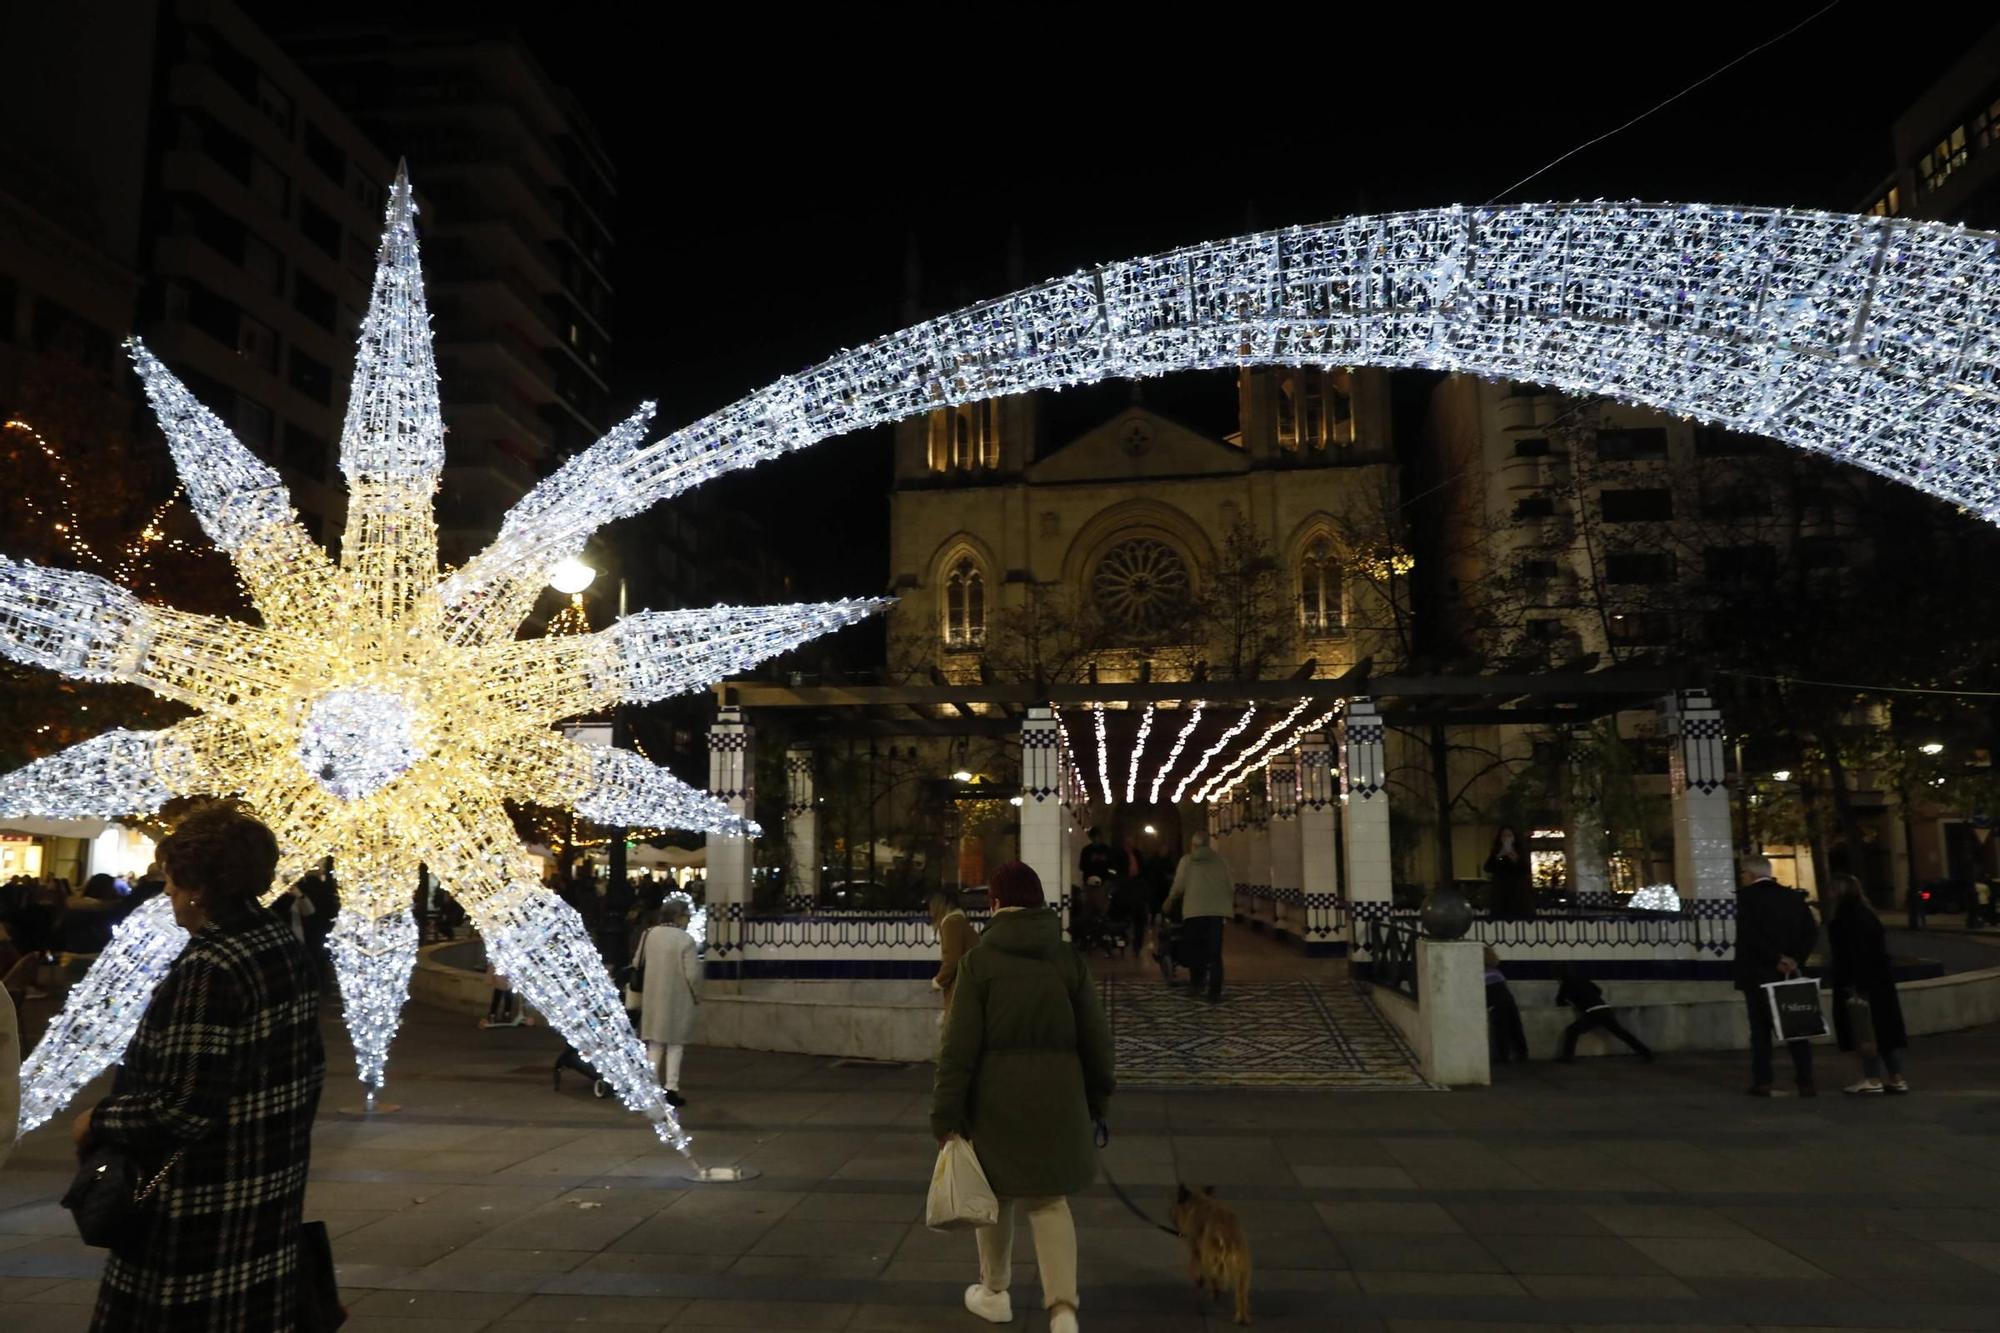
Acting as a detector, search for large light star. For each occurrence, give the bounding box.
[1,167,883,1147]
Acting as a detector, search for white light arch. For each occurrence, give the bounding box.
[447,203,2000,635]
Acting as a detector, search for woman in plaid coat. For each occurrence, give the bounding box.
[73,804,325,1331]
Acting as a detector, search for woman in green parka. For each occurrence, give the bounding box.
[933,861,1114,1333]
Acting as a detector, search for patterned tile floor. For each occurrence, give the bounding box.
[1103,978,1432,1090]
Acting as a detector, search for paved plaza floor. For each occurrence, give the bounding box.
[8,989,2000,1332]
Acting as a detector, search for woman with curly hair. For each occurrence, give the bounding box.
[71,803,324,1331]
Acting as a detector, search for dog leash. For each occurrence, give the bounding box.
[1095,1121,1178,1237]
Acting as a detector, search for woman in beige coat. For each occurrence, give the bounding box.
[634,899,702,1107]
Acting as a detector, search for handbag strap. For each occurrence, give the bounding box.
[133,1149,185,1203]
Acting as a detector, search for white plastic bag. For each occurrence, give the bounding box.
[926,1137,1000,1231]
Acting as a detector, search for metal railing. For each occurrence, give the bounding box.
[1361,919,1419,998]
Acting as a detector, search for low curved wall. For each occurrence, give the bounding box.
[1511,967,2000,1059]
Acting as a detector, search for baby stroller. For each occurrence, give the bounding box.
[1070,879,1127,958]
[1152,909,1184,984]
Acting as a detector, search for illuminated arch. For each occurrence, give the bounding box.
[452,203,2000,626]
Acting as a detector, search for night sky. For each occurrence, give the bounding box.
[509,4,1949,605]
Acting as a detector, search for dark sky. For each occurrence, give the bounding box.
[510,4,1953,604]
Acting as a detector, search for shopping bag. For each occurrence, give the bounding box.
[1764,977,1828,1042]
[925,1137,1000,1231]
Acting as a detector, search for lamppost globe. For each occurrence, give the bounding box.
[1772,769,1793,783]
[1919,742,1945,756]
[548,556,597,595]
[951,770,974,783]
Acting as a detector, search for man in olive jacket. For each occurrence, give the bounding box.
[1735,855,1820,1096]
[933,861,1113,1333]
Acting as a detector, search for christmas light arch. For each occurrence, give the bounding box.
[6,189,1998,1148]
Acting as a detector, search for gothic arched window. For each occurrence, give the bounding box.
[1299,537,1344,636]
[943,556,985,650]
[932,402,1001,472]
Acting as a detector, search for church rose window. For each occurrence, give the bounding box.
[1092,538,1190,633]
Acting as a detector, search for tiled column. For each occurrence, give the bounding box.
[706,706,754,976]
[783,742,818,910]
[1019,707,1065,917]
[1342,697,1394,951]
[1242,778,1272,927]
[1298,732,1343,949]
[1267,753,1303,940]
[1664,689,1736,903]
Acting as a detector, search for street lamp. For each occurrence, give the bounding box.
[548,557,630,912]
[951,770,975,783]
[1772,769,1793,783]
[1919,742,1945,756]
[548,556,597,595]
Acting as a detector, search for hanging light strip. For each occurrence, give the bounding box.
[1124,704,1156,805]
[1194,697,1314,804]
[1213,702,1347,800]
[1172,705,1257,804]
[1054,711,1088,810]
[1149,703,1204,805]
[1092,705,1115,806]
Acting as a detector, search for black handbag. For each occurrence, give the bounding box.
[626,927,652,994]
[297,1219,346,1331]
[61,1145,182,1248]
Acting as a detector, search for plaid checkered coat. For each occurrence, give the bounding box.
[89,905,324,1331]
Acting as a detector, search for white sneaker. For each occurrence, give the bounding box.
[1048,1306,1078,1333]
[1843,1078,1885,1095]
[963,1283,1012,1323]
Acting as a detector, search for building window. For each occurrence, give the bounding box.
[1299,537,1344,637]
[234,393,274,452]
[289,348,332,404]
[929,401,1000,472]
[1524,618,1563,642]
[1595,427,1668,461]
[1608,611,1674,647]
[255,75,294,135]
[1513,496,1557,520]
[282,422,330,481]
[942,556,985,650]
[1603,551,1675,584]
[1701,486,1772,520]
[293,273,335,330]
[249,154,290,216]
[1513,436,1551,457]
[236,315,279,373]
[351,170,382,215]
[300,199,342,259]
[1600,488,1673,522]
[1277,369,1354,453]
[1703,545,1777,583]
[1092,538,1192,635]
[243,234,283,296]
[1517,557,1560,581]
[304,122,345,183]
[1693,426,1760,456]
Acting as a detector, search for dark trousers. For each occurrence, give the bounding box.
[1560,1007,1653,1060]
[1183,916,1225,998]
[1746,990,1814,1089]
[1487,983,1529,1061]
[1128,905,1151,959]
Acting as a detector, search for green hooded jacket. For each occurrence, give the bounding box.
[930,907,1115,1198]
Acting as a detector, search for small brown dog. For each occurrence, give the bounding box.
[1169,1184,1252,1324]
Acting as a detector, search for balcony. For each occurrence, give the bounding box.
[1501,452,1571,491]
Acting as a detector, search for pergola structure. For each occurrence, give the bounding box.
[699,664,1736,962]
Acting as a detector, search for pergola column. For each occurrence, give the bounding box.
[1568,735,1610,904]
[705,705,753,969]
[1664,688,1736,903]
[1297,732,1343,949]
[1341,697,1394,941]
[1019,707,1066,919]
[783,741,818,910]
[1267,753,1303,941]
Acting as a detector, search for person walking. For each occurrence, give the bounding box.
[1554,964,1654,1062]
[1483,947,1530,1062]
[71,803,324,1331]
[634,897,702,1108]
[930,888,976,1019]
[1825,873,1911,1094]
[1485,826,1533,918]
[933,861,1113,1333]
[1736,855,1820,1097]
[1165,831,1234,1001]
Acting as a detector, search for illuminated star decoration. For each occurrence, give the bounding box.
[2,167,884,1147]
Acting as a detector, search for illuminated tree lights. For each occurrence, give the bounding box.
[11,193,2000,1144]
[2,169,884,1146]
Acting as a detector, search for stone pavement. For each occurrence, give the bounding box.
[6,1002,2000,1331]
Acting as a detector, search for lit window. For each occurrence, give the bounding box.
[943,556,985,650]
[1277,370,1354,453]
[1299,537,1344,636]
[929,401,999,472]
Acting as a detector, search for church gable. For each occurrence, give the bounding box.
[1026,406,1248,485]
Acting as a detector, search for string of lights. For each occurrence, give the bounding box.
[1211,703,1347,801]
[1173,706,1257,804]
[1124,703,1155,805]
[1092,706,1114,806]
[1194,697,1314,804]
[1149,704,1204,805]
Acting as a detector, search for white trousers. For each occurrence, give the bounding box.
[647,1041,685,1090]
